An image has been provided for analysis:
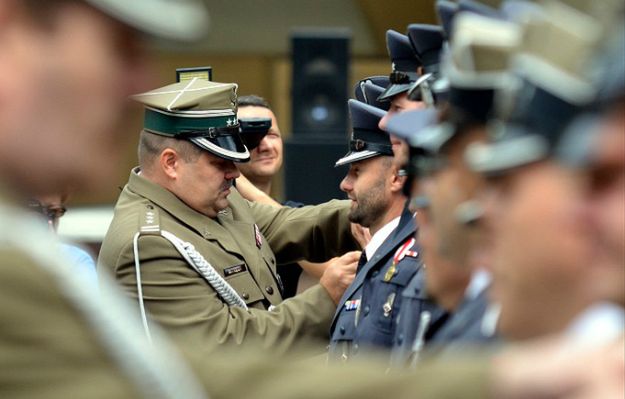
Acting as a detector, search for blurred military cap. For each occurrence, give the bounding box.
[466,1,604,175]
[436,0,459,39]
[558,15,625,167]
[385,108,439,143]
[590,17,625,107]
[407,24,445,76]
[355,76,390,92]
[443,13,520,122]
[354,76,391,110]
[458,0,502,18]
[404,24,445,103]
[132,78,250,162]
[335,100,392,166]
[354,80,391,111]
[84,0,209,41]
[377,30,421,102]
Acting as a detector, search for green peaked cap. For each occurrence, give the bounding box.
[132,78,250,162]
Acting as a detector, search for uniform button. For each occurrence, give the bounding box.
[363,305,370,316]
[397,334,404,345]
[353,343,359,352]
[371,270,379,278]
[242,293,250,300]
[265,286,274,295]
[339,326,346,335]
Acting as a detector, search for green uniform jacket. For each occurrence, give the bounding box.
[98,168,357,354]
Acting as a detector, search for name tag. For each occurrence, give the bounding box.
[224,263,247,277]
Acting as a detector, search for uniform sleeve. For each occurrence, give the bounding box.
[183,344,493,399]
[109,234,336,356]
[249,198,360,264]
[0,249,140,398]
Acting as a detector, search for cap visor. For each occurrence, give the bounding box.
[240,131,268,151]
[410,124,455,154]
[465,134,549,175]
[335,150,380,167]
[85,0,210,41]
[377,83,414,102]
[190,135,250,162]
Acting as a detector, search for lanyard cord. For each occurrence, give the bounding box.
[132,230,248,340]
[160,230,248,309]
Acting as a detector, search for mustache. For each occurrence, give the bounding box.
[220,179,234,191]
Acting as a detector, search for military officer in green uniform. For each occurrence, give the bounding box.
[98,77,361,354]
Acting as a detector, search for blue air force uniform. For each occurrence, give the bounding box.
[328,99,424,362]
[389,265,447,367]
[329,207,423,362]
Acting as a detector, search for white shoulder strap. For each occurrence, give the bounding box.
[132,228,248,342]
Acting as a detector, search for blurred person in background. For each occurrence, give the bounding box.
[236,94,336,297]
[28,192,98,286]
[466,1,624,344]
[0,0,215,397]
[386,12,521,365]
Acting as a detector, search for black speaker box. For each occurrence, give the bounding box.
[291,30,350,136]
[283,138,349,205]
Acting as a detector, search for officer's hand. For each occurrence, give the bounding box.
[235,175,281,207]
[319,251,360,304]
[490,335,625,399]
[351,223,371,249]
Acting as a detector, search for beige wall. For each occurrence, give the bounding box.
[72,0,438,204]
[74,54,391,204]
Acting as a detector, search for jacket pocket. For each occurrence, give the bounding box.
[223,264,264,305]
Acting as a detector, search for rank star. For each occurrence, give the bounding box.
[226,118,236,127]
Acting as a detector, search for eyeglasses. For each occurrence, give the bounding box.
[27,200,67,222]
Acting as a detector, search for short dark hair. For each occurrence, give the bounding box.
[237,95,271,109]
[137,130,203,170]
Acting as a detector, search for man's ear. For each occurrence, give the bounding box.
[160,148,180,180]
[389,166,407,194]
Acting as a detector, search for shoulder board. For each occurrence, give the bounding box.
[139,202,161,235]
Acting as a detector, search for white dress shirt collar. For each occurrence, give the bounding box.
[364,216,401,261]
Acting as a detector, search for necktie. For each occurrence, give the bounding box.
[357,251,368,273]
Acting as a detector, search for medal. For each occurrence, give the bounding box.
[383,238,417,282]
[254,224,262,249]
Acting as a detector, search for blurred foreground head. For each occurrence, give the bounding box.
[574,18,625,306]
[466,0,624,340]
[0,0,208,197]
